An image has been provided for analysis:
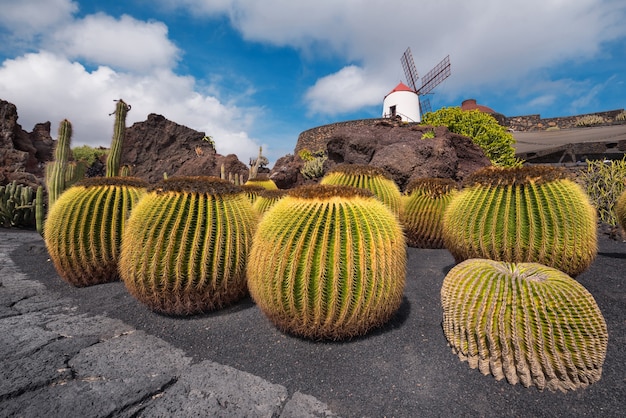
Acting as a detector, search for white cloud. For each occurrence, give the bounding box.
[0,0,77,38]
[47,13,180,72]
[0,52,262,160]
[160,0,626,115]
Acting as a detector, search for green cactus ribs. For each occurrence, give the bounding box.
[442,165,598,276]
[320,164,402,216]
[441,259,608,392]
[247,184,406,340]
[44,177,148,287]
[400,177,458,248]
[120,176,258,315]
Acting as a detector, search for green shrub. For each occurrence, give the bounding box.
[300,153,327,179]
[72,145,108,166]
[422,107,521,167]
[420,130,435,139]
[575,114,604,127]
[579,158,626,226]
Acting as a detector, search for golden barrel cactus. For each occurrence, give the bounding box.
[119,176,257,315]
[320,164,402,216]
[252,189,287,216]
[442,166,597,276]
[441,258,608,392]
[247,185,406,340]
[615,187,626,234]
[400,178,458,248]
[44,177,147,287]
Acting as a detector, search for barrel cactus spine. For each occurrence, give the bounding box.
[400,177,458,248]
[442,165,597,277]
[120,176,258,315]
[252,189,287,216]
[43,177,148,287]
[615,187,626,236]
[320,164,402,216]
[106,99,131,177]
[441,258,608,392]
[244,175,278,190]
[247,184,407,340]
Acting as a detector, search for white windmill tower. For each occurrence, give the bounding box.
[382,47,451,122]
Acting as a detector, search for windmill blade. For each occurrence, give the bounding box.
[419,96,432,116]
[417,55,451,95]
[401,47,419,92]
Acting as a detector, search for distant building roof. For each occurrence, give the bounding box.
[461,98,495,114]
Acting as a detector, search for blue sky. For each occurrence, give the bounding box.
[1,0,625,165]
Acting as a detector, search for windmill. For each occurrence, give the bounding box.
[383,47,451,122]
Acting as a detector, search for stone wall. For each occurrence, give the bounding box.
[295,118,403,154]
[504,109,625,132]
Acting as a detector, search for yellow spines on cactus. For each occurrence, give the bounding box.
[442,165,597,276]
[244,176,278,190]
[615,188,626,234]
[247,184,406,340]
[320,164,402,216]
[44,177,148,287]
[400,178,458,248]
[441,258,608,392]
[252,189,287,216]
[119,176,257,315]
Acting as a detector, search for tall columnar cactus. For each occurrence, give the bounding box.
[442,166,598,277]
[247,185,406,340]
[119,176,258,315]
[106,99,131,177]
[400,178,458,248]
[252,189,286,216]
[441,258,608,392]
[320,164,402,216]
[44,177,148,287]
[45,119,72,208]
[35,186,44,235]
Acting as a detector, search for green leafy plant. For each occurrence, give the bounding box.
[441,259,608,392]
[579,158,626,226]
[247,185,406,340]
[422,107,521,167]
[420,130,435,139]
[400,178,458,248]
[442,166,597,277]
[320,164,402,216]
[575,114,604,127]
[72,145,108,167]
[43,177,148,287]
[120,176,258,315]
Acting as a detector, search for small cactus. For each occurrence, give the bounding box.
[247,184,406,340]
[442,166,597,277]
[320,164,402,216]
[400,178,458,248]
[441,259,608,392]
[120,176,257,315]
[44,177,148,287]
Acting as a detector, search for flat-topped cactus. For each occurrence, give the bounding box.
[44,177,148,286]
[120,176,257,315]
[320,164,402,216]
[442,165,597,276]
[400,178,458,248]
[247,184,406,340]
[441,258,608,392]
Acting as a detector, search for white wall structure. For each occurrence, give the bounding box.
[382,82,421,123]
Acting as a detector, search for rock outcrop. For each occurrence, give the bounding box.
[0,100,54,188]
[121,113,248,184]
[271,119,492,190]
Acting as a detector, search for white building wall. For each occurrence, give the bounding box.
[382,90,421,123]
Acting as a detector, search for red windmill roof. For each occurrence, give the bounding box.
[385,82,416,98]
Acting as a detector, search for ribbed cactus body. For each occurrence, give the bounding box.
[244,177,278,190]
[252,189,286,215]
[46,119,72,208]
[400,178,457,248]
[615,188,626,232]
[442,166,597,276]
[320,164,401,216]
[247,185,406,340]
[106,99,130,177]
[441,258,608,392]
[120,176,257,315]
[44,177,148,287]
